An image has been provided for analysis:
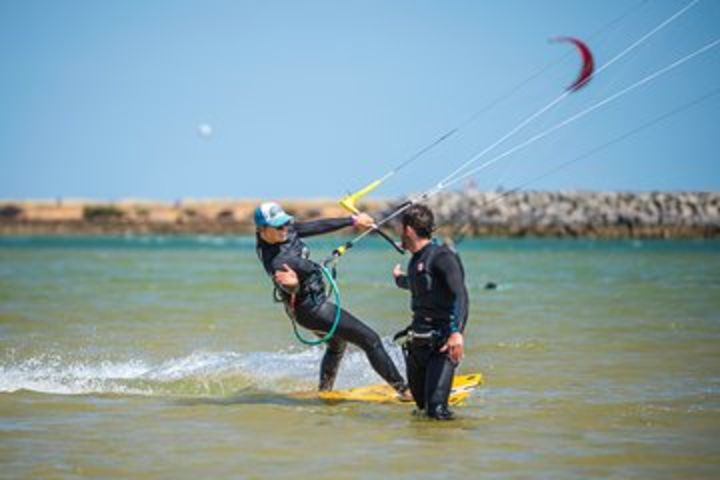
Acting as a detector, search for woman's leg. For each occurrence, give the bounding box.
[319,335,346,391]
[296,302,407,392]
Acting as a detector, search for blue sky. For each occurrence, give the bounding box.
[1,0,719,201]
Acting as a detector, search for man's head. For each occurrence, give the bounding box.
[254,202,293,243]
[400,204,434,251]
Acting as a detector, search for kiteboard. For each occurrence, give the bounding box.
[295,373,482,406]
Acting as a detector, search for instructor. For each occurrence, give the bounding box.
[393,204,469,420]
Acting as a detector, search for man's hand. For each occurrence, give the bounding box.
[274,264,299,291]
[440,332,464,363]
[352,213,375,230]
[392,263,405,278]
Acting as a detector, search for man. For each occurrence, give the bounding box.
[254,201,410,398]
[392,203,468,420]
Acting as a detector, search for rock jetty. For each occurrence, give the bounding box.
[404,191,720,238]
[0,192,718,238]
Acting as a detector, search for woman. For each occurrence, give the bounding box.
[254,201,410,398]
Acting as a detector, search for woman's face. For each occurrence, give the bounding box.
[260,223,290,244]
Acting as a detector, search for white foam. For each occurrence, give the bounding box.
[0,342,406,396]
[0,354,150,395]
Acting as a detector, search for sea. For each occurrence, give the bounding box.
[1,235,719,479]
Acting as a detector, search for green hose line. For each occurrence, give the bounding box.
[291,265,341,346]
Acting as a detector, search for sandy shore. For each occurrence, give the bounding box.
[0,198,388,235]
[1,193,718,238]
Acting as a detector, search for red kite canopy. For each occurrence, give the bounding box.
[554,36,595,91]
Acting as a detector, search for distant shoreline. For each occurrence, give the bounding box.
[1,192,718,238]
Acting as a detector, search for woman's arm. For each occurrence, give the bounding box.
[294,213,375,238]
[294,217,354,238]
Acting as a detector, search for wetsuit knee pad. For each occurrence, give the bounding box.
[325,339,347,356]
[358,328,385,352]
[367,337,384,353]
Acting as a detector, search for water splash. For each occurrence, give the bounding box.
[0,339,406,397]
[0,353,150,395]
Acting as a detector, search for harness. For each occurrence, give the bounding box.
[393,326,441,345]
[392,325,446,357]
[257,235,342,346]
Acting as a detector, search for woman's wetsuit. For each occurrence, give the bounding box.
[395,241,469,419]
[256,217,407,392]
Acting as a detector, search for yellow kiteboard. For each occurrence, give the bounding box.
[307,373,483,406]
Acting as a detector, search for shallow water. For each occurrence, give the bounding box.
[1,235,719,479]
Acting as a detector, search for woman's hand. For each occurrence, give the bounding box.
[352,213,375,230]
[274,264,299,291]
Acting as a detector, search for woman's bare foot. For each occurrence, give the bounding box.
[397,388,414,402]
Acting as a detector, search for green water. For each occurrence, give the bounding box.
[1,235,719,479]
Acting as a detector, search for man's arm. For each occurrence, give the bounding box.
[434,251,469,363]
[434,251,469,333]
[393,264,410,290]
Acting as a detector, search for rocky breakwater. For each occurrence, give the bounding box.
[389,191,720,238]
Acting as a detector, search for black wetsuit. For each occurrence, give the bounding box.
[395,241,469,419]
[256,218,406,392]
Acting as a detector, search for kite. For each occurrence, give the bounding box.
[554,36,595,91]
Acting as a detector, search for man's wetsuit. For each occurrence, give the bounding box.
[256,217,407,392]
[395,241,469,419]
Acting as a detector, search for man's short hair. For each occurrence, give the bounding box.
[402,204,434,239]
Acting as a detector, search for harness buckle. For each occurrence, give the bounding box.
[393,327,442,347]
[407,330,436,343]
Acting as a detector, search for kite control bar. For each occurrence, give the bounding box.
[339,181,404,255]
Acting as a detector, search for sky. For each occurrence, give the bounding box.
[1,0,719,201]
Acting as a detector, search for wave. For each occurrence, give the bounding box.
[0,341,405,397]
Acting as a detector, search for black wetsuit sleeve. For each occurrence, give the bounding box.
[395,274,409,290]
[433,251,469,333]
[294,217,354,238]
